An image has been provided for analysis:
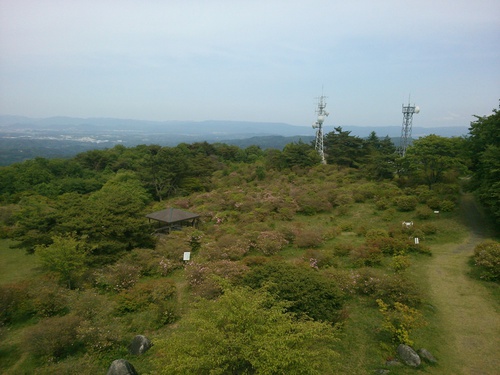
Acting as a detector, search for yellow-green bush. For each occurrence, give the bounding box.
[473,240,500,281]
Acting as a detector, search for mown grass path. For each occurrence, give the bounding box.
[424,194,499,374]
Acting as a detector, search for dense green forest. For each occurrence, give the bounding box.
[0,110,498,374]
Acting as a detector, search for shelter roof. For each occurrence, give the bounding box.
[146,208,200,224]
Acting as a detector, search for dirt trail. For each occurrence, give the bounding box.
[425,194,499,375]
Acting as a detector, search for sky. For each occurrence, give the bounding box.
[1,0,499,128]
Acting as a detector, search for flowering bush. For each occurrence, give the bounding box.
[254,231,289,255]
[200,234,251,260]
[303,249,336,269]
[94,262,141,293]
[76,319,121,353]
[185,260,249,299]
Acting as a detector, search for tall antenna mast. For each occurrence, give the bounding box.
[312,93,329,164]
[398,96,420,157]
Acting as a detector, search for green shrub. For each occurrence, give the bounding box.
[350,245,383,267]
[366,236,409,255]
[382,208,397,221]
[415,206,433,220]
[374,274,423,307]
[293,227,324,248]
[156,231,193,261]
[390,254,411,273]
[426,197,441,210]
[440,200,456,212]
[116,278,177,314]
[377,299,427,346]
[292,188,333,215]
[473,240,500,281]
[420,223,438,235]
[395,195,418,212]
[243,262,344,323]
[365,228,389,241]
[242,255,270,267]
[70,290,113,320]
[333,243,354,256]
[0,280,32,324]
[24,314,83,359]
[375,198,391,211]
[332,192,354,207]
[413,185,436,204]
[28,278,70,318]
[124,248,168,277]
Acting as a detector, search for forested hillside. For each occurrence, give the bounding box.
[0,110,498,374]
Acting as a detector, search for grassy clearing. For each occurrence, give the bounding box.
[419,237,500,374]
[0,239,40,285]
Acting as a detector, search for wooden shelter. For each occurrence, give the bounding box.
[146,207,200,233]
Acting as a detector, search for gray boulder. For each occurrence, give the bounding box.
[106,359,138,375]
[128,334,152,355]
[397,344,421,367]
[418,348,437,363]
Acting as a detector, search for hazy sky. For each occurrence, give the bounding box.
[1,0,499,127]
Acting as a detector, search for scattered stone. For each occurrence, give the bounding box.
[106,359,138,375]
[397,344,421,367]
[128,334,152,355]
[375,369,390,374]
[418,348,437,363]
[385,359,402,367]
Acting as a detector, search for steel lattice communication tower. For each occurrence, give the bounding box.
[312,95,329,164]
[398,99,420,157]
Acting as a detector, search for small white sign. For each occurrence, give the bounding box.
[414,237,419,245]
[183,252,191,261]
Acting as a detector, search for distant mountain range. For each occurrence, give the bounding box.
[0,115,470,165]
[0,115,469,141]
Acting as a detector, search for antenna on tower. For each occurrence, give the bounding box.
[312,93,329,164]
[397,96,420,157]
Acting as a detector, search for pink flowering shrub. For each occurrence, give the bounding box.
[254,230,289,255]
[303,249,336,269]
[200,234,251,260]
[94,262,141,292]
[185,260,249,299]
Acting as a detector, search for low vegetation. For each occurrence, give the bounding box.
[0,109,498,374]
